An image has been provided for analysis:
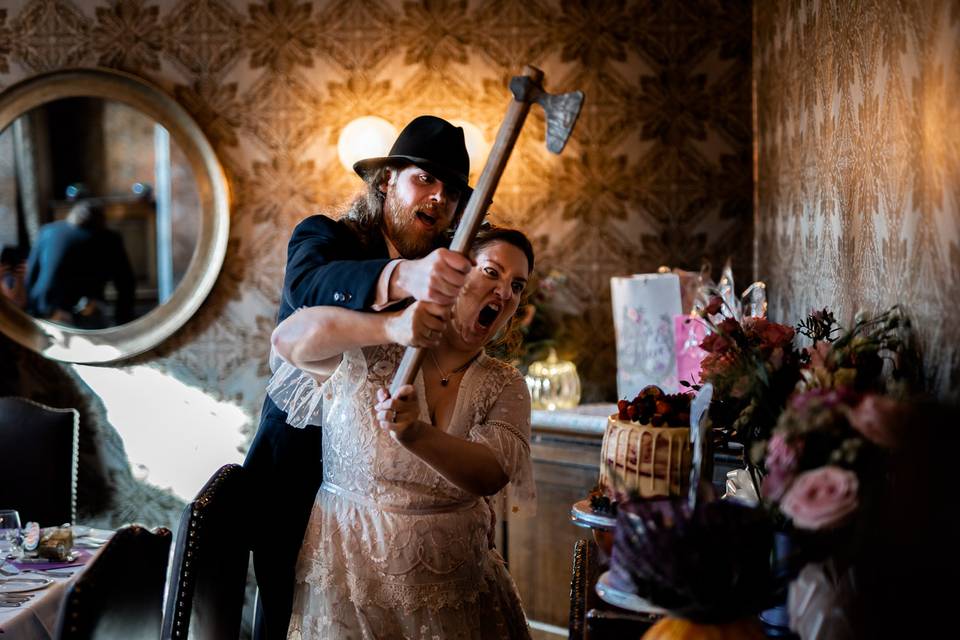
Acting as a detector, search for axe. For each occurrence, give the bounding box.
[390,65,584,395]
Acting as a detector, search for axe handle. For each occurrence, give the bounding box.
[390,66,544,396]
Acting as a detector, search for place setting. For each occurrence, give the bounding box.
[0,510,115,603]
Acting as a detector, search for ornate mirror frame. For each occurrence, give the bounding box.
[0,68,229,363]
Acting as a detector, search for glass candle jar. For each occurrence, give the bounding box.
[525,348,581,410]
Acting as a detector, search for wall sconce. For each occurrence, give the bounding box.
[337,116,488,178]
[450,120,489,174]
[337,116,397,172]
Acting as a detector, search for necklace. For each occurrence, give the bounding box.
[428,350,480,386]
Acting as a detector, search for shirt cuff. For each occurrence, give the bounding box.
[371,259,404,311]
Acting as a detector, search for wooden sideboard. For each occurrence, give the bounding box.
[505,405,611,636]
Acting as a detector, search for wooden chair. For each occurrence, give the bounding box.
[162,464,249,640]
[55,525,172,639]
[0,397,78,526]
[568,538,598,639]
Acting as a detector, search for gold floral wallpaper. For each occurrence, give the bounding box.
[755,0,960,399]
[0,0,752,422]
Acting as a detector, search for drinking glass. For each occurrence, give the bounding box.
[0,509,22,559]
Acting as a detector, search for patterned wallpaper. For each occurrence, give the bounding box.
[755,0,960,399]
[0,0,752,431]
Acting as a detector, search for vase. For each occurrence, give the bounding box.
[759,531,794,636]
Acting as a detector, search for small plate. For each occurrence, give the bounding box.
[595,571,665,615]
[570,499,617,530]
[17,551,78,564]
[0,577,53,594]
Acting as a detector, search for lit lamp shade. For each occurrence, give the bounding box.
[525,348,581,410]
[450,120,489,174]
[337,116,397,172]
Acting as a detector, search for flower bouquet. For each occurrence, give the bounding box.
[689,295,803,505]
[752,306,917,639]
[758,305,916,528]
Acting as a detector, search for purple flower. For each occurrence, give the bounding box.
[780,467,859,530]
[762,433,801,501]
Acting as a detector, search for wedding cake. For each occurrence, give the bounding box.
[598,386,693,500]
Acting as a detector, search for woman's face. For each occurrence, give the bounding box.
[448,240,530,350]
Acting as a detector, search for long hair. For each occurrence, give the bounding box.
[471,224,536,361]
[338,164,395,250]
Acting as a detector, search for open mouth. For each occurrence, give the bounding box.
[415,210,438,227]
[477,302,501,328]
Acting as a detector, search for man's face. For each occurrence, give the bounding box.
[381,165,461,258]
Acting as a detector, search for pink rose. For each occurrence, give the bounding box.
[762,434,802,501]
[780,466,859,530]
[847,394,900,448]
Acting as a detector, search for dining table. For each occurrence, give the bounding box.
[0,527,113,640]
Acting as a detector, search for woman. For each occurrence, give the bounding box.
[270,226,536,639]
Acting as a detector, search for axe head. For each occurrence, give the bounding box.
[536,90,584,154]
[510,72,585,154]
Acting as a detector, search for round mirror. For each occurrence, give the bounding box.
[0,68,229,363]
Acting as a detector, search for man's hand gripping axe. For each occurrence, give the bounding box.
[391,66,584,395]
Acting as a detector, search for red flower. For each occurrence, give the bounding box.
[717,317,742,335]
[700,332,732,353]
[705,295,724,315]
[744,317,795,349]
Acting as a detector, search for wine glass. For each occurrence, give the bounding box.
[0,509,22,559]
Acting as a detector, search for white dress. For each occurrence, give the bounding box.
[268,344,536,640]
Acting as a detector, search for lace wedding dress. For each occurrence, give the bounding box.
[268,344,536,640]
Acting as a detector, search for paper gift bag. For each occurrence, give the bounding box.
[610,274,683,398]
[675,314,707,387]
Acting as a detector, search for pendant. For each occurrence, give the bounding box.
[440,378,449,387]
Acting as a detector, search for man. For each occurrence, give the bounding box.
[25,202,135,328]
[246,115,475,640]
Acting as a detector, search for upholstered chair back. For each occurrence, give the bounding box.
[55,525,172,640]
[161,463,250,640]
[0,397,78,526]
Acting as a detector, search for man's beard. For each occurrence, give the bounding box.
[383,191,444,258]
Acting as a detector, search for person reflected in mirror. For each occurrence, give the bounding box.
[245,116,478,640]
[25,201,135,328]
[271,226,536,639]
[0,246,27,309]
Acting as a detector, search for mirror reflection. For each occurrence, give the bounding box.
[0,97,200,329]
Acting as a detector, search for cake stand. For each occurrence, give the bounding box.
[595,570,666,615]
[570,499,616,557]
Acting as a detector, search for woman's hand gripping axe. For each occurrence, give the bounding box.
[390,66,584,395]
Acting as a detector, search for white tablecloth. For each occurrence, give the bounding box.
[0,572,75,639]
[0,528,112,639]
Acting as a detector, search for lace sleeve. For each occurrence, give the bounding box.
[265,345,367,429]
[467,375,537,517]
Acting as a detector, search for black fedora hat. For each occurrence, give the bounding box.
[353,115,471,195]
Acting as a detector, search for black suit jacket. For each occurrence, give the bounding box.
[259,214,392,431]
[25,220,135,324]
[244,214,392,640]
